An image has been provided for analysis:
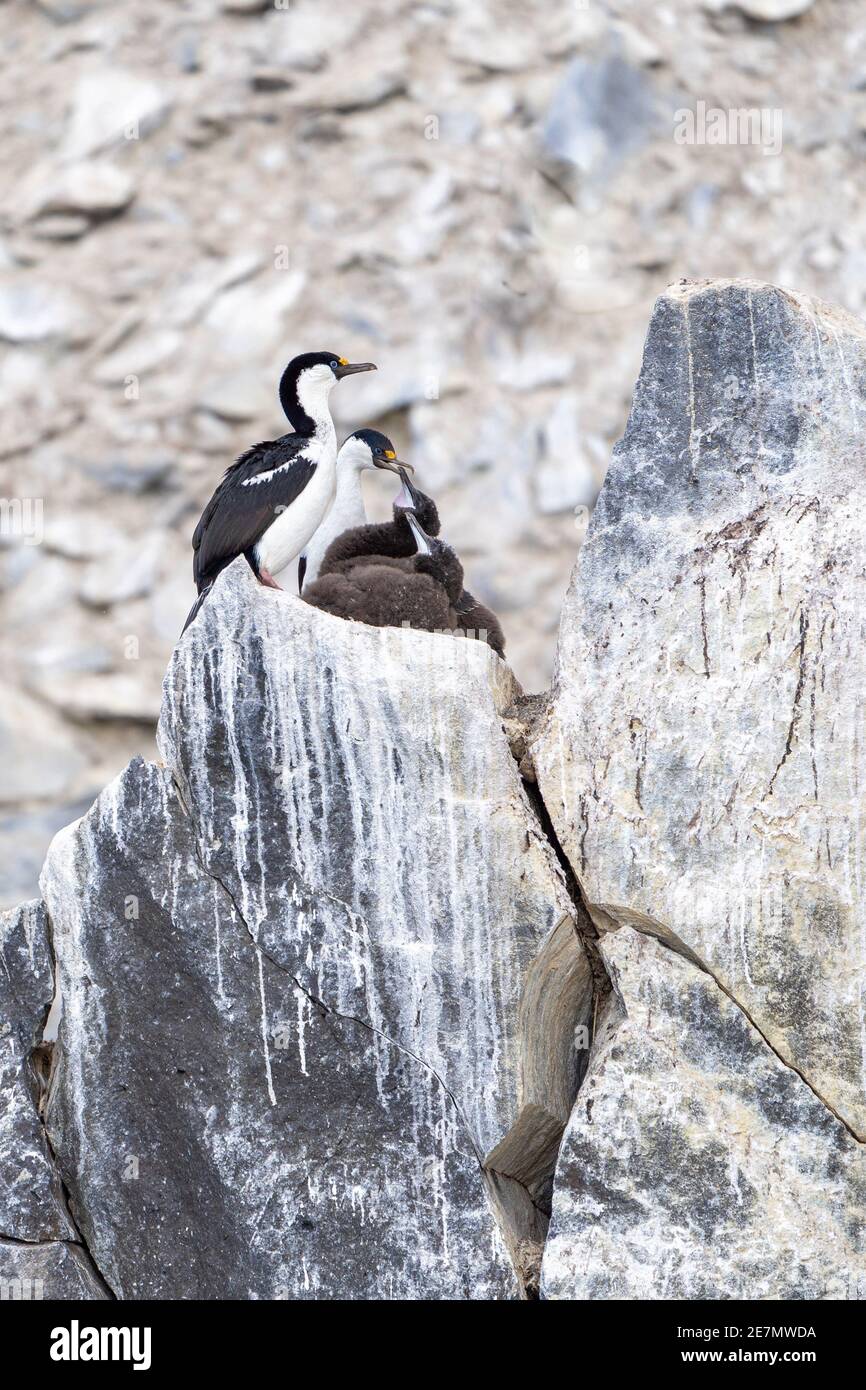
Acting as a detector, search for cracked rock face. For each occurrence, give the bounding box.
[0,1239,110,1302]
[0,901,107,1298]
[535,279,866,1141]
[542,925,866,1300]
[0,901,68,1243]
[40,564,590,1299]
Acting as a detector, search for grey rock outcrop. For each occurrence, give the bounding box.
[535,279,866,1135]
[534,277,866,1296]
[6,277,866,1301]
[0,1239,111,1302]
[0,901,70,1244]
[542,925,866,1300]
[0,901,108,1298]
[39,564,592,1299]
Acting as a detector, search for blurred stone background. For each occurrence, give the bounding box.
[0,0,862,906]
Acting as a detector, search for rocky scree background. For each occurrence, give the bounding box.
[1,0,865,906]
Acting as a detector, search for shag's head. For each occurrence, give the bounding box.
[279,351,376,429]
[337,429,413,477]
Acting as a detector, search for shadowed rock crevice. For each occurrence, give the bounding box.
[480,695,607,1291]
[0,1237,113,1301]
[37,915,119,1301]
[503,690,613,1030]
[521,771,612,1024]
[482,910,593,1295]
[40,1095,117,1300]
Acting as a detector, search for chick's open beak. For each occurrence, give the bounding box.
[374,449,413,476]
[334,360,377,378]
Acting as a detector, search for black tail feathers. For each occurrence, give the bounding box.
[181,584,213,635]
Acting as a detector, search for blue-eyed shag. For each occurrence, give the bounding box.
[182,351,375,632]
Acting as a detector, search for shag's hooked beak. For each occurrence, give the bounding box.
[406,509,433,557]
[334,360,377,378]
[374,449,413,476]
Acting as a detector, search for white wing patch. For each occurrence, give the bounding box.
[241,448,317,488]
[241,414,333,488]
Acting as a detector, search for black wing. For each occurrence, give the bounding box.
[192,435,317,591]
[297,554,307,593]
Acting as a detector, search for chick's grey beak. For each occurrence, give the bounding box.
[335,361,377,378]
[394,475,414,510]
[375,453,413,475]
[406,509,433,556]
[394,465,422,509]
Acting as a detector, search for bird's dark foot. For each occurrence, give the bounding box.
[258,568,283,590]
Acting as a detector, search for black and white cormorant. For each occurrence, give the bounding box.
[303,472,506,656]
[297,429,412,594]
[182,351,375,632]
